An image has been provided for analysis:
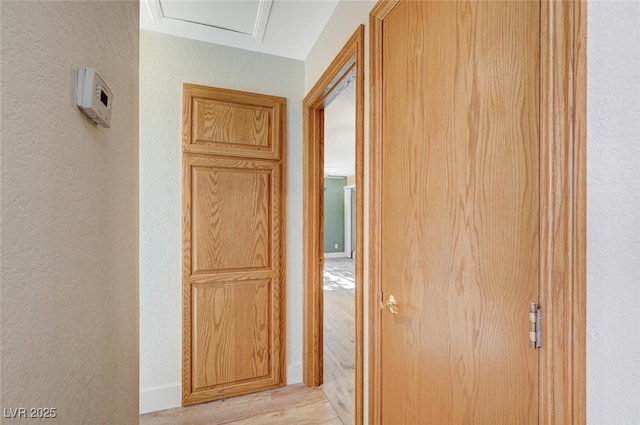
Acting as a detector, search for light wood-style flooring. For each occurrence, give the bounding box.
[139,258,355,425]
[139,384,341,425]
[322,257,355,425]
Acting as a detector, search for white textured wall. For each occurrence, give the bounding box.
[1,2,139,424]
[139,30,304,413]
[587,2,640,424]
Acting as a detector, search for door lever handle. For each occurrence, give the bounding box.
[379,294,399,315]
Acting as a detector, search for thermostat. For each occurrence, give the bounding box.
[76,68,113,128]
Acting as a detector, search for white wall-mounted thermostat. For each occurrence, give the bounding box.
[76,68,113,128]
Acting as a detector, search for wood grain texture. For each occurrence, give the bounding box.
[368,1,587,424]
[538,2,587,424]
[367,3,396,423]
[191,164,271,273]
[184,154,283,405]
[303,102,324,387]
[192,279,271,391]
[573,6,587,423]
[381,2,540,423]
[303,103,323,388]
[182,85,286,406]
[182,84,284,160]
[303,25,365,425]
[192,98,271,148]
[141,384,341,425]
[352,28,365,425]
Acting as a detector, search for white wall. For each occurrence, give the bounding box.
[139,30,305,413]
[0,2,139,424]
[587,3,640,424]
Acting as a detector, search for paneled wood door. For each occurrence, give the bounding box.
[372,1,542,423]
[182,84,286,406]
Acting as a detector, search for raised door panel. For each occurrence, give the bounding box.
[191,165,272,274]
[183,84,284,160]
[192,99,271,149]
[192,279,272,391]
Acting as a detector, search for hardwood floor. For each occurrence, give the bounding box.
[139,384,341,425]
[140,258,355,425]
[322,257,355,425]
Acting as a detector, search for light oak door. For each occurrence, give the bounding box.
[377,1,539,423]
[182,84,286,405]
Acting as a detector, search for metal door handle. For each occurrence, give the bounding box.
[379,294,399,315]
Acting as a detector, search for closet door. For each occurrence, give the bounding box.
[182,84,286,405]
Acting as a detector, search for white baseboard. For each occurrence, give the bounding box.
[324,252,348,258]
[140,363,303,414]
[286,362,303,384]
[140,384,181,414]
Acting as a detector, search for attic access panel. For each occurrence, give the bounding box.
[153,0,272,41]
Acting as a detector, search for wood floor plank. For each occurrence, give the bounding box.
[228,399,342,425]
[140,384,339,425]
[322,258,355,425]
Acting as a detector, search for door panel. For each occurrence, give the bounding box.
[191,165,271,273]
[182,85,286,406]
[182,84,283,160]
[192,98,272,150]
[380,1,539,423]
[192,279,272,391]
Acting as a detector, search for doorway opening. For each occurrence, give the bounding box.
[303,26,365,425]
[322,79,357,424]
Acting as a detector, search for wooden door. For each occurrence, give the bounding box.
[182,84,286,405]
[376,1,540,423]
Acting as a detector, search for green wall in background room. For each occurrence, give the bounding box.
[324,177,346,253]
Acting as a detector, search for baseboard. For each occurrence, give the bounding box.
[286,362,303,384]
[139,384,181,414]
[324,252,348,258]
[140,364,303,414]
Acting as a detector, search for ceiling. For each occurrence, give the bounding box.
[324,81,356,177]
[140,0,340,60]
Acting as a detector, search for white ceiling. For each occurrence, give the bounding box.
[324,81,356,177]
[140,0,340,60]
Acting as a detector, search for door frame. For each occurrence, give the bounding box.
[303,26,365,425]
[368,1,587,424]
